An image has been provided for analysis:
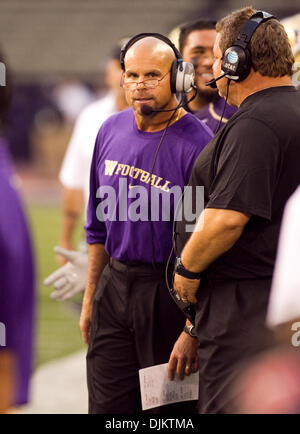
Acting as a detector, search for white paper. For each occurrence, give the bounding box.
[139,363,199,410]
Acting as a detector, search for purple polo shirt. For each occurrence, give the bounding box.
[85,108,213,263]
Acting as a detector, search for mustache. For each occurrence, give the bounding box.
[132,97,154,101]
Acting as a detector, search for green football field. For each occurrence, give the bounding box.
[27,205,85,367]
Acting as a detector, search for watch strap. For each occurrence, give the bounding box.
[175,256,202,280]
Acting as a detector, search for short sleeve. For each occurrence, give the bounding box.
[207,118,280,220]
[84,130,107,245]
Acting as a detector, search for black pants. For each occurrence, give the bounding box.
[87,259,196,414]
[194,277,275,414]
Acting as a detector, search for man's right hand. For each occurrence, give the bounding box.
[79,302,93,344]
[168,331,199,381]
[78,243,109,345]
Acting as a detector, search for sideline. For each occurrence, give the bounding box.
[19,350,88,414]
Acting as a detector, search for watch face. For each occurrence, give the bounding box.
[190,326,196,337]
[184,324,197,337]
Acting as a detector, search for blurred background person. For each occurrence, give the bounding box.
[43,42,129,304]
[0,48,35,413]
[231,346,300,414]
[267,185,300,330]
[177,19,236,132]
[282,13,300,88]
[57,42,128,262]
[52,78,94,126]
[230,185,300,414]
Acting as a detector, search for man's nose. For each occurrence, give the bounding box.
[201,53,214,67]
[136,80,147,88]
[191,58,213,72]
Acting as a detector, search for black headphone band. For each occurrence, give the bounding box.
[232,10,276,50]
[120,32,183,71]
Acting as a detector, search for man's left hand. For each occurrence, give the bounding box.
[173,273,200,304]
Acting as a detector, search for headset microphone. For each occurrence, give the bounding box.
[140,105,155,115]
[205,73,227,89]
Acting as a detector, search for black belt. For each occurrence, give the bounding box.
[109,257,169,275]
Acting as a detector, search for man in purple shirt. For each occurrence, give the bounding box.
[81,34,213,414]
[0,51,35,412]
[179,19,236,133]
[0,141,35,411]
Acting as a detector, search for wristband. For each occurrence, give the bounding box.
[174,256,202,280]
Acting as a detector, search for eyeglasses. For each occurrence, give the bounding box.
[122,71,169,90]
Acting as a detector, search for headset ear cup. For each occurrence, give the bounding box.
[237,48,251,81]
[172,61,195,93]
[181,62,195,92]
[170,60,178,93]
[221,48,231,76]
[222,46,251,82]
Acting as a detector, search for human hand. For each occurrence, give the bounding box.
[79,302,93,344]
[56,241,75,265]
[173,273,200,304]
[168,331,199,381]
[44,246,88,301]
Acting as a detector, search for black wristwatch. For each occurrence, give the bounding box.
[183,324,197,338]
[174,256,202,280]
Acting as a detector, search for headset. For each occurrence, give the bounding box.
[207,10,277,88]
[120,32,195,94]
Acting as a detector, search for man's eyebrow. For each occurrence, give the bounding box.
[125,69,138,75]
[190,45,207,51]
[144,70,162,76]
[125,69,162,75]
